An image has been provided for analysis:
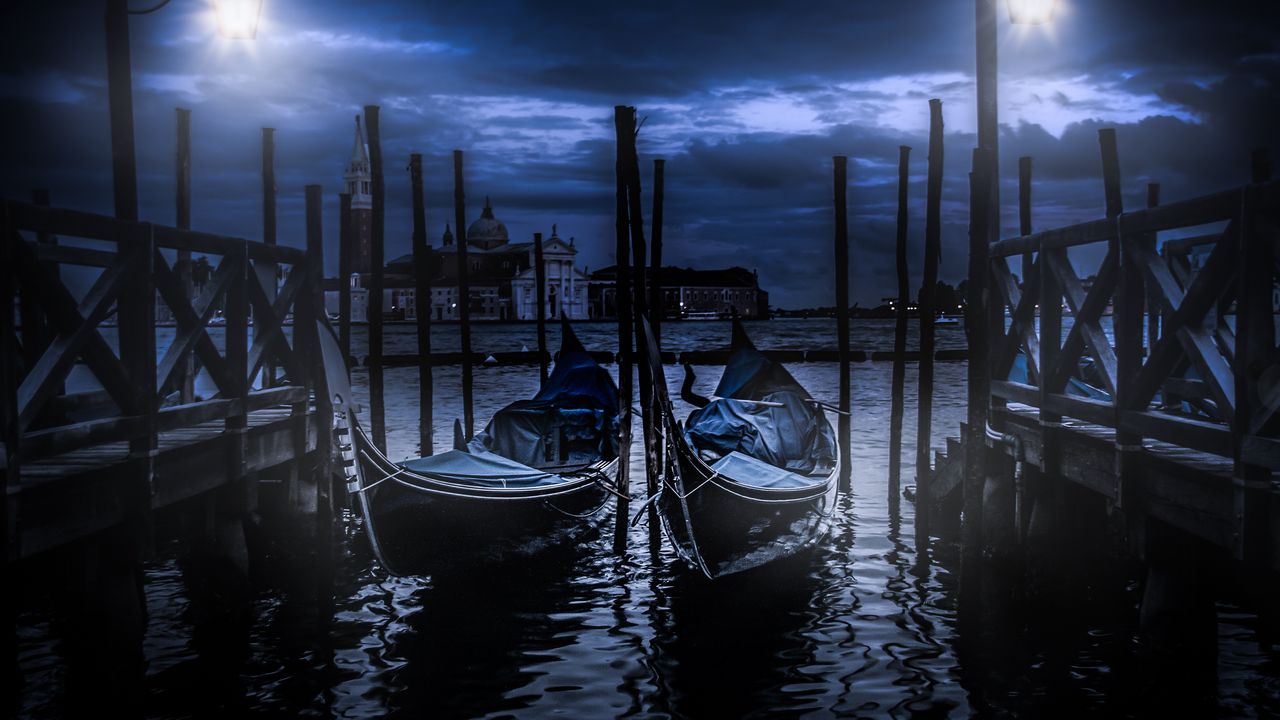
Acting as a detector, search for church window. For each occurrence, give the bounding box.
[362,181,370,194]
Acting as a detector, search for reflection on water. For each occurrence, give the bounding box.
[14,320,1280,718]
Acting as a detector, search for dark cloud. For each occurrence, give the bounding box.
[1,0,1276,307]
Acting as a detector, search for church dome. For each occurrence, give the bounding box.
[467,197,508,249]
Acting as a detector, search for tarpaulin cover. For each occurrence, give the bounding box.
[685,341,835,474]
[709,451,818,489]
[398,348,619,486]
[399,448,556,487]
[472,349,619,468]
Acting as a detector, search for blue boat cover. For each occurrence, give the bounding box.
[399,448,556,487]
[709,451,818,489]
[686,343,836,474]
[398,347,619,487]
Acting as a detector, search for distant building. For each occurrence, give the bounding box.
[324,198,590,322]
[343,116,373,274]
[587,265,769,320]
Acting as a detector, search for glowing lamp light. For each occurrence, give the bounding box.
[1007,0,1056,25]
[214,0,263,39]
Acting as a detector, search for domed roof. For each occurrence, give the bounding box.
[466,196,508,248]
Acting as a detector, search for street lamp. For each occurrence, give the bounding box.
[105,0,263,222]
[213,0,264,39]
[1007,0,1056,25]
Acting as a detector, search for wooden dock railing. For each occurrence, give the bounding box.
[3,196,330,562]
[983,130,1279,562]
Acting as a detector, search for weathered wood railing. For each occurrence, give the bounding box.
[985,130,1279,560]
[3,196,330,560]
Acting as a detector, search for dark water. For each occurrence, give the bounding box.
[14,320,1280,718]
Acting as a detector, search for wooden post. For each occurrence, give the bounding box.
[1234,148,1273,565]
[338,193,353,362]
[365,105,387,452]
[1018,156,1034,318]
[963,147,994,556]
[105,0,138,222]
[619,107,661,550]
[833,156,852,494]
[975,0,1000,244]
[259,127,278,388]
[176,109,194,402]
[453,149,475,440]
[612,106,634,553]
[1017,156,1035,541]
[1101,129,1144,512]
[119,223,157,489]
[410,154,434,457]
[650,159,665,339]
[534,232,548,386]
[649,157,666,533]
[1038,157,1063,498]
[261,129,277,245]
[1145,184,1161,354]
[3,205,20,563]
[916,98,944,530]
[303,184,332,521]
[889,146,911,498]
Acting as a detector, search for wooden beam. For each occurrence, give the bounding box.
[153,250,235,397]
[16,245,134,430]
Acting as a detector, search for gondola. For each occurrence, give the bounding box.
[318,318,623,575]
[639,316,841,579]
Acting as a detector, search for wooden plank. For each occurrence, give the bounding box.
[990,217,1112,257]
[991,379,1040,406]
[6,201,131,244]
[30,242,117,268]
[1042,392,1115,427]
[1120,410,1232,457]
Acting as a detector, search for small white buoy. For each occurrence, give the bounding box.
[484,354,498,365]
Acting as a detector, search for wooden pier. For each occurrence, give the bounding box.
[923,131,1280,634]
[2,195,336,703]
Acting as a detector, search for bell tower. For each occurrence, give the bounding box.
[343,115,373,274]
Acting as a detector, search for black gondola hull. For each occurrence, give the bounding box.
[353,429,617,575]
[657,434,837,579]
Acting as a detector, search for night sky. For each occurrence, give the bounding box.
[2,1,1277,308]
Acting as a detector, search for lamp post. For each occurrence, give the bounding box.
[104,0,262,221]
[975,0,1056,243]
